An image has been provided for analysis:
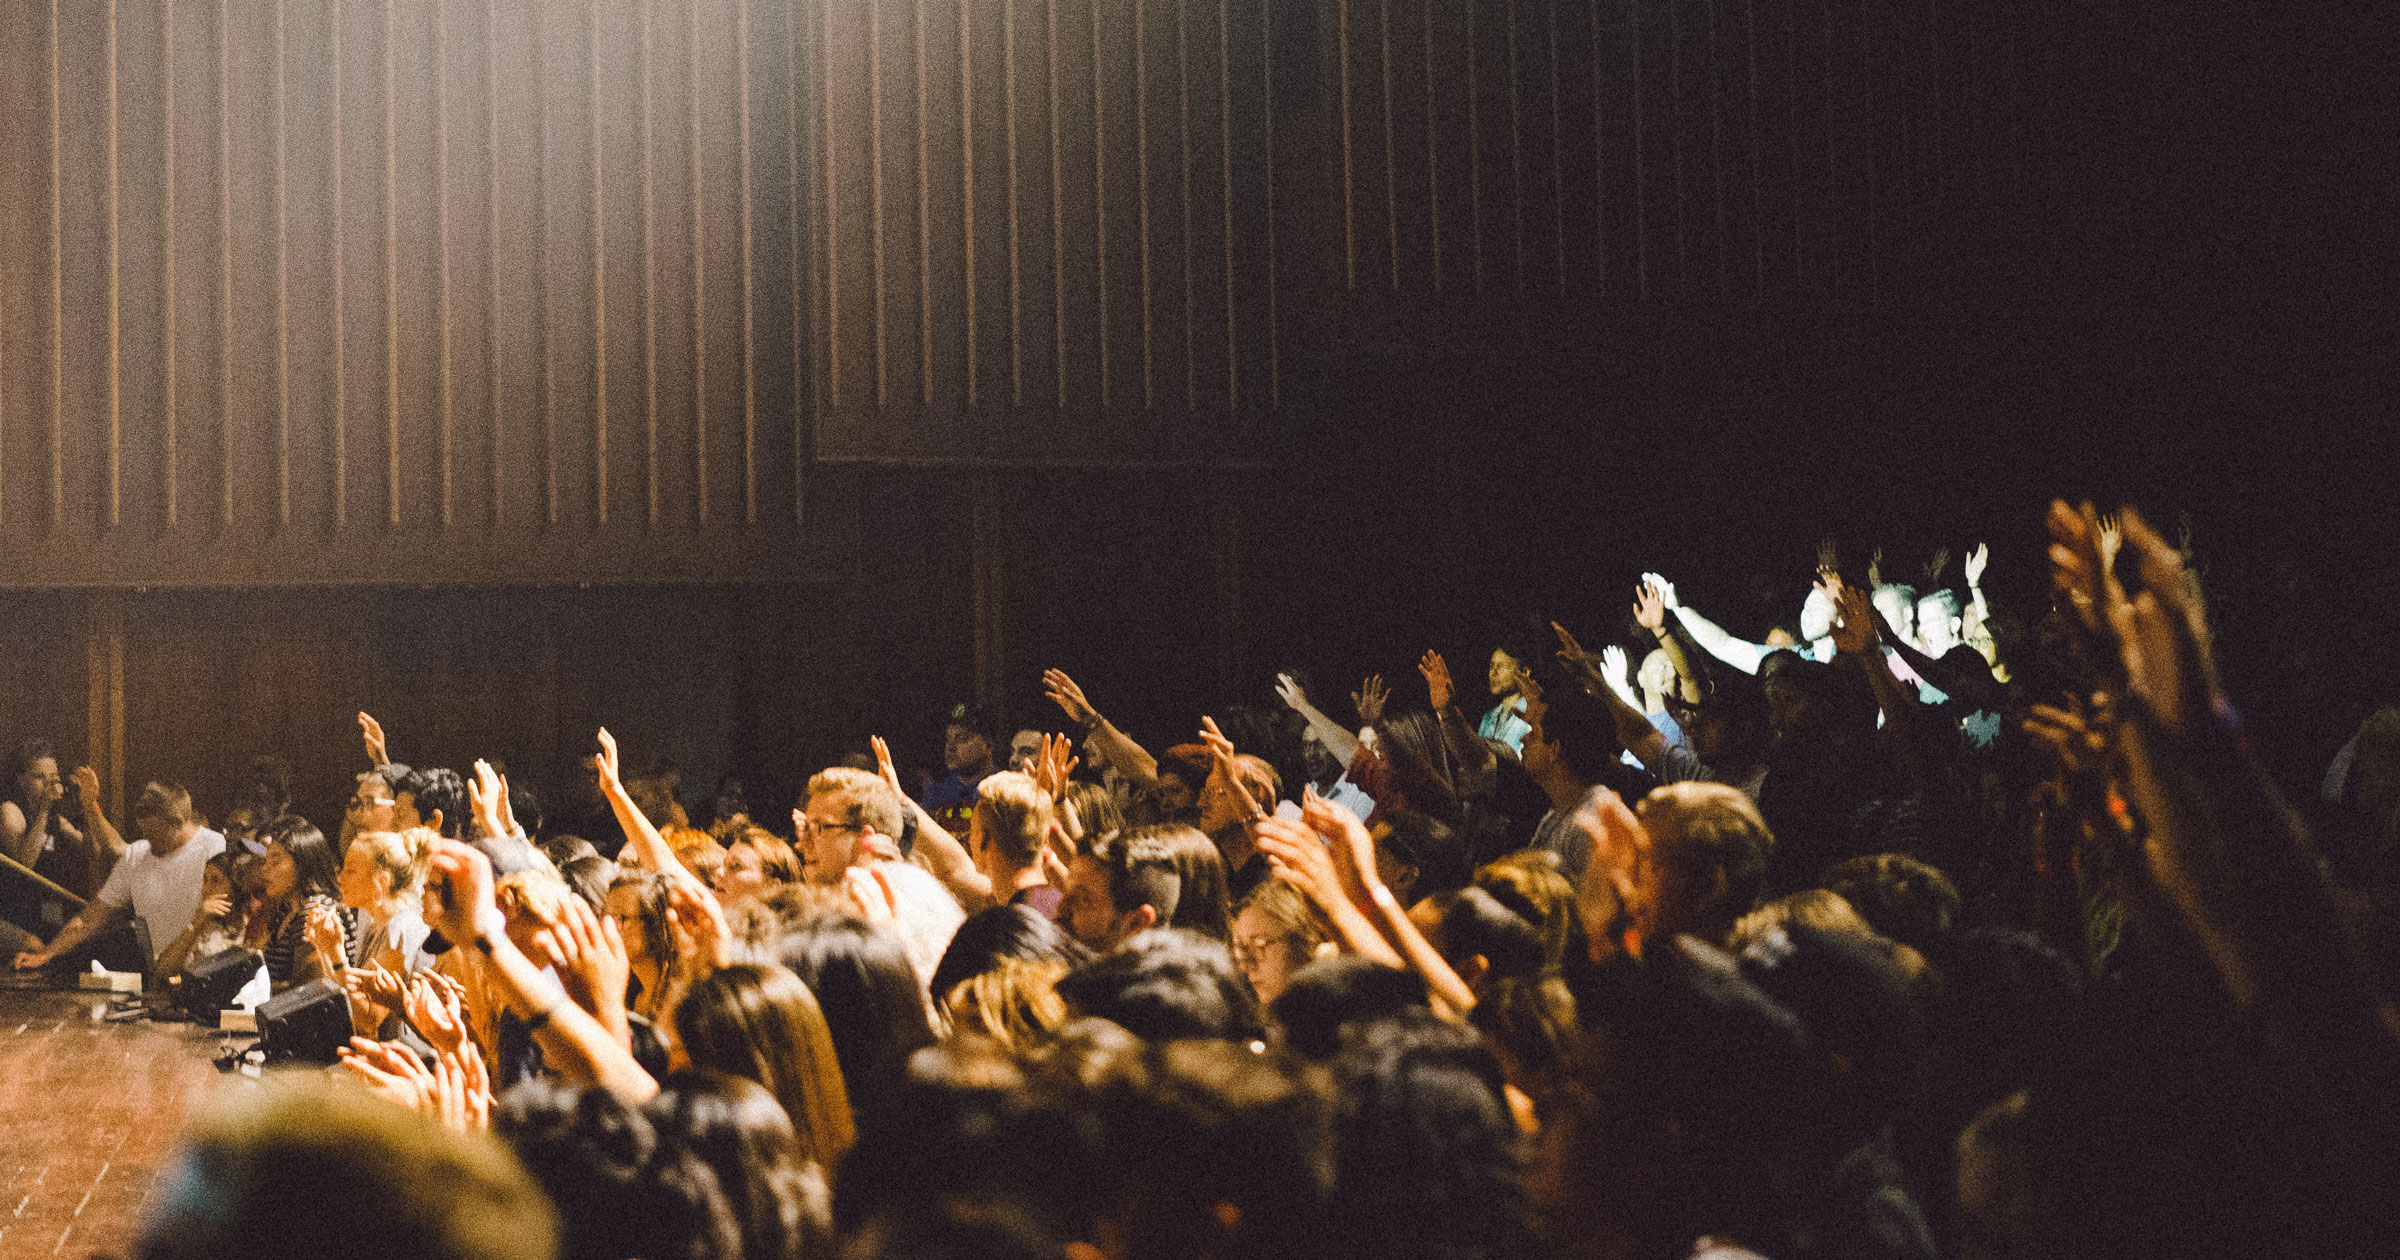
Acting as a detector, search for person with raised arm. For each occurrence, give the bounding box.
[869,734,991,909]
[12,781,224,975]
[1042,667,1174,802]
[1419,651,1502,803]
[1475,640,1539,753]
[1646,570,1837,675]
[2,741,102,898]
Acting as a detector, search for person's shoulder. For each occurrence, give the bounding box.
[915,774,969,808]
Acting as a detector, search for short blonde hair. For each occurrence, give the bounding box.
[805,767,902,838]
[974,771,1055,864]
[941,957,1071,1050]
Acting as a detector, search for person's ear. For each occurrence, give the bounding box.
[423,808,443,837]
[1121,904,1159,938]
[1462,953,1492,993]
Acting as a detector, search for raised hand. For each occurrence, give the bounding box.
[1042,669,1100,726]
[1199,715,1239,771]
[1551,619,1595,665]
[1254,813,1352,914]
[70,765,101,808]
[1830,582,1881,657]
[1640,573,1679,609]
[1633,580,1669,632]
[1418,651,1455,712]
[1600,644,1634,700]
[1924,547,1951,588]
[423,838,499,952]
[2024,695,2116,781]
[358,712,390,767]
[1817,538,1840,578]
[1351,675,1389,726]
[546,892,632,1031]
[1033,732,1078,798]
[595,728,625,793]
[1868,547,1885,590]
[1964,542,1990,587]
[1299,791,1381,904]
[468,760,517,844]
[1274,672,1312,713]
[870,735,907,802]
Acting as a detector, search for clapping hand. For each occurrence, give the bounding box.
[430,1040,492,1133]
[403,971,470,1058]
[1830,582,1880,657]
[305,901,349,962]
[663,876,735,975]
[542,891,632,1031]
[338,1037,436,1112]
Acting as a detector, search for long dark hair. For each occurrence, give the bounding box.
[773,917,935,1136]
[262,816,342,903]
[650,1069,831,1260]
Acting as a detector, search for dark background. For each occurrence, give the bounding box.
[2,0,2395,828]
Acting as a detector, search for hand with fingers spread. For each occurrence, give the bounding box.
[1600,644,1634,703]
[344,962,409,1013]
[1868,547,1885,590]
[2024,695,2118,782]
[1641,573,1679,610]
[1352,675,1389,727]
[1274,672,1314,714]
[1551,620,1597,668]
[1817,538,1840,578]
[359,712,390,767]
[1923,547,1951,588]
[1964,541,1990,588]
[1042,669,1101,727]
[1830,582,1881,658]
[664,876,735,975]
[1418,651,1456,713]
[1254,813,1351,916]
[870,735,909,803]
[1299,791,1382,906]
[1633,580,1669,634]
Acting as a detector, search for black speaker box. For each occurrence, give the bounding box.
[175,947,264,1027]
[255,978,351,1064]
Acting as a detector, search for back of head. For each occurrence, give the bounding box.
[1328,1011,1534,1260]
[135,780,197,828]
[773,916,936,1131]
[1733,920,1927,1137]
[1539,688,1627,787]
[494,1080,738,1260]
[1636,781,1773,943]
[648,1069,832,1260]
[1728,887,1873,956]
[1090,825,1186,926]
[1147,823,1233,940]
[139,1079,558,1260]
[1060,780,1124,845]
[930,904,1092,1001]
[1083,1039,1333,1260]
[1268,956,1431,1061]
[1820,852,1962,958]
[393,766,468,840]
[557,853,615,911]
[1429,886,1547,983]
[1055,928,1263,1042]
[671,962,858,1168]
[975,771,1056,866]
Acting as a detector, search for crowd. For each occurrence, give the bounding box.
[5,501,2396,1260]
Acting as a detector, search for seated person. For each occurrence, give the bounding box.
[12,781,225,976]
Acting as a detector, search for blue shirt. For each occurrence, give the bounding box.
[1479,701,1531,753]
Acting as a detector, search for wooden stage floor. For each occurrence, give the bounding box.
[0,985,252,1259]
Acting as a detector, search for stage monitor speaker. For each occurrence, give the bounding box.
[255,978,350,1064]
[175,947,264,1027]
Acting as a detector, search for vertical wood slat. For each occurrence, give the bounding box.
[332,0,347,528]
[869,0,887,407]
[218,0,233,529]
[690,0,709,518]
[384,0,400,529]
[641,0,659,526]
[958,0,977,407]
[274,0,290,528]
[790,0,807,522]
[485,0,503,528]
[589,0,608,525]
[1089,0,1106,408]
[1136,0,1151,406]
[1005,0,1022,406]
[915,0,932,408]
[741,0,758,521]
[165,0,179,529]
[436,0,454,528]
[1048,0,1065,409]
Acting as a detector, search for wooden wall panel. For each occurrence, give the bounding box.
[0,0,826,589]
[1311,0,2114,307]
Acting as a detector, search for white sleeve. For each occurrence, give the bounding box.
[92,847,137,910]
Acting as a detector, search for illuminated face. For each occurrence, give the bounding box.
[1488,650,1525,698]
[1008,730,1046,773]
[1917,597,1962,655]
[337,838,388,909]
[1153,771,1199,817]
[1232,904,1309,1005]
[347,775,400,833]
[717,841,768,904]
[16,757,61,806]
[603,883,656,967]
[1872,586,1919,648]
[795,797,868,886]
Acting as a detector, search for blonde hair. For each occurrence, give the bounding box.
[940,957,1071,1050]
[351,827,435,895]
[675,963,858,1167]
[1233,877,1332,955]
[805,767,902,838]
[1729,888,1873,953]
[728,825,802,885]
[974,771,1055,865]
[665,824,727,884]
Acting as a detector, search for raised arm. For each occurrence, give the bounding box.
[1420,652,1497,799]
[872,735,992,907]
[1044,669,1160,786]
[1634,580,1705,703]
[70,767,126,861]
[1253,814,1407,972]
[595,730,695,884]
[1646,575,1770,676]
[358,711,391,769]
[423,837,657,1101]
[1305,794,1478,1019]
[1275,673,1361,767]
[1829,579,1927,789]
[1552,629,1670,771]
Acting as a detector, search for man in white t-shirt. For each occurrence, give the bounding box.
[797,766,965,988]
[12,781,225,974]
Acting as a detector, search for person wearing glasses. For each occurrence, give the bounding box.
[796,767,965,988]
